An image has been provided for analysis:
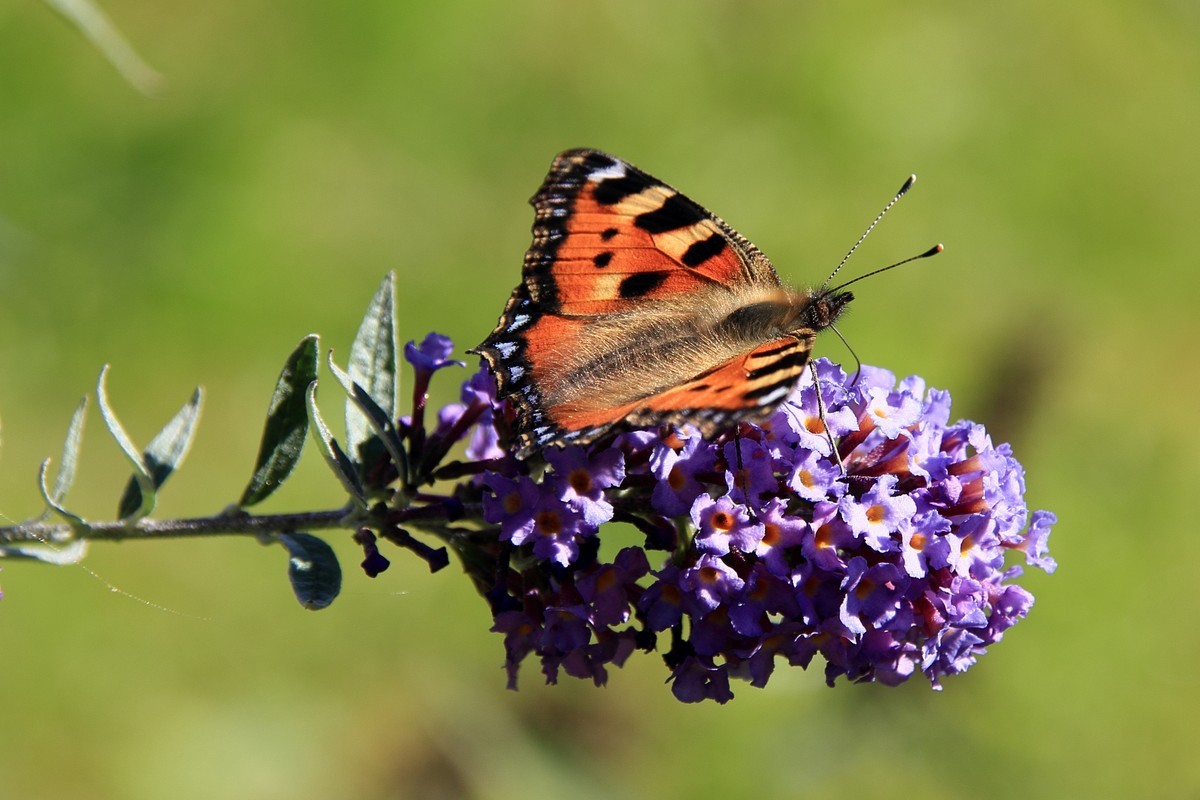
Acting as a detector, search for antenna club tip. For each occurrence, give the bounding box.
[898,174,917,196]
[921,243,945,258]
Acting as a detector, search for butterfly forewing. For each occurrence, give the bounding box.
[525,150,776,316]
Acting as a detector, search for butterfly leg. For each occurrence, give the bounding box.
[729,426,763,520]
[811,362,846,475]
[732,426,746,474]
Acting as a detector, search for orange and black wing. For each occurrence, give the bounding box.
[473,149,792,457]
[543,336,817,448]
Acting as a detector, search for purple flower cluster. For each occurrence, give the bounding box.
[425,339,1056,703]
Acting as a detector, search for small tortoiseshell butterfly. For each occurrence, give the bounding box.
[474,149,932,459]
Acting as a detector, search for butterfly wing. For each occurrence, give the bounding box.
[474,149,809,458]
[546,335,817,441]
[517,149,779,316]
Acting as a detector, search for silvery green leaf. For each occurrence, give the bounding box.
[239,335,320,507]
[39,459,85,527]
[0,539,89,565]
[345,273,398,471]
[51,396,87,507]
[117,387,203,520]
[41,0,163,94]
[278,533,341,610]
[36,397,89,524]
[328,352,407,488]
[307,381,366,508]
[96,366,155,520]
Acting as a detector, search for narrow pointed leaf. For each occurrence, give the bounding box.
[39,459,86,527]
[345,272,398,469]
[117,387,204,519]
[328,352,408,485]
[36,396,89,522]
[42,0,163,95]
[0,539,89,565]
[96,366,155,520]
[277,533,342,610]
[52,396,88,506]
[307,381,366,507]
[239,335,320,507]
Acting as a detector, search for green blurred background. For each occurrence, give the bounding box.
[1,1,1196,798]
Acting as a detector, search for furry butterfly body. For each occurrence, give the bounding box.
[474,149,852,459]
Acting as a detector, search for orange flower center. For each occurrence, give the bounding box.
[535,510,563,535]
[568,468,593,495]
[815,524,835,548]
[667,465,686,491]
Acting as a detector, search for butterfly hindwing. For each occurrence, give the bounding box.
[543,336,816,444]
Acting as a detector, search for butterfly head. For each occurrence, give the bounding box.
[797,288,853,334]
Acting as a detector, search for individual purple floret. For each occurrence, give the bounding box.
[404,332,465,376]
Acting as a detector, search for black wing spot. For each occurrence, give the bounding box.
[747,351,810,381]
[619,271,669,299]
[594,175,649,205]
[681,232,727,267]
[634,194,707,233]
[593,251,613,268]
[580,151,618,172]
[745,378,799,400]
[601,227,619,241]
[753,341,796,358]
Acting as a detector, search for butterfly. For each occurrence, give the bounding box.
[474,149,917,460]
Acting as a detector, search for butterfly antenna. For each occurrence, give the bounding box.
[820,174,918,291]
[827,242,943,295]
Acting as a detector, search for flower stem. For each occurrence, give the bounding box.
[0,507,357,546]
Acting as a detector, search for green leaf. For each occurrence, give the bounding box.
[117,387,204,520]
[307,381,366,508]
[36,396,89,523]
[278,533,342,610]
[39,459,85,527]
[52,396,88,505]
[0,539,89,565]
[239,335,320,507]
[41,0,163,95]
[327,352,408,487]
[96,366,155,520]
[345,273,398,470]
